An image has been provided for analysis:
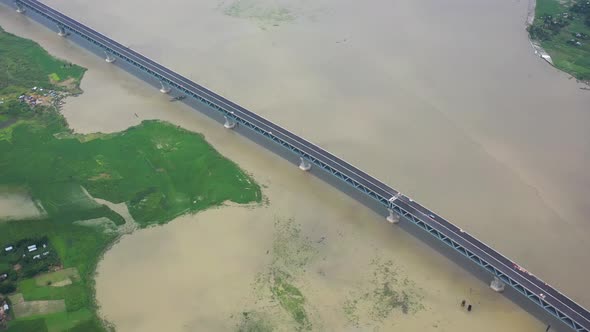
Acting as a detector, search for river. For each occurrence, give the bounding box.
[1,0,589,331]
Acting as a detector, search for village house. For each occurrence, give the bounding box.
[0,300,8,325]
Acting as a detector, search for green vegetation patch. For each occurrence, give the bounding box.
[0,120,22,142]
[6,318,48,332]
[18,277,90,313]
[0,26,261,331]
[529,0,590,80]
[0,236,62,298]
[270,271,310,330]
[0,26,262,228]
[0,26,84,93]
[8,293,66,318]
[41,309,97,331]
[236,311,274,332]
[48,73,60,83]
[6,309,97,332]
[0,262,10,272]
[343,257,424,328]
[1,117,260,226]
[35,268,79,287]
[248,219,318,331]
[269,218,317,273]
[222,0,295,28]
[0,218,117,329]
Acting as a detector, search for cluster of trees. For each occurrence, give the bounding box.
[0,271,18,294]
[529,0,590,41]
[0,96,31,117]
[0,269,18,295]
[529,13,574,41]
[0,27,84,93]
[0,237,61,295]
[571,0,590,27]
[529,24,555,41]
[18,251,60,279]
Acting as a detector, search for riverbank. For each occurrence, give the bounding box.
[528,0,590,82]
[0,26,261,331]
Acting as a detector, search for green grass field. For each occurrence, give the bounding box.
[0,26,84,93]
[6,309,97,332]
[35,268,79,287]
[1,118,260,226]
[0,26,261,331]
[530,0,590,80]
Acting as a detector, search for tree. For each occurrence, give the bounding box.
[0,282,16,295]
[529,25,552,41]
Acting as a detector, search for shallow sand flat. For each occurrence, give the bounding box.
[0,191,44,221]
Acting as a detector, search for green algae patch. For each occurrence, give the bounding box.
[236,311,274,332]
[265,219,315,330]
[221,0,295,28]
[245,219,317,331]
[0,26,261,331]
[270,271,310,330]
[0,119,261,227]
[343,257,424,328]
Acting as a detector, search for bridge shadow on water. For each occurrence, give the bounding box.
[3,2,573,330]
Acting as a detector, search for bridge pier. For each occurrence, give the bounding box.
[299,157,311,171]
[159,81,171,94]
[104,51,116,63]
[223,116,236,129]
[15,1,25,13]
[490,276,505,292]
[57,24,67,37]
[387,209,400,224]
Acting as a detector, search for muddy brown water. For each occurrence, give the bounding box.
[1,0,589,330]
[0,190,44,221]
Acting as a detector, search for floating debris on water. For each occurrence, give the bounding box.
[343,256,425,328]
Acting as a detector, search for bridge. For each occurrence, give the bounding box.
[10,1,590,330]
